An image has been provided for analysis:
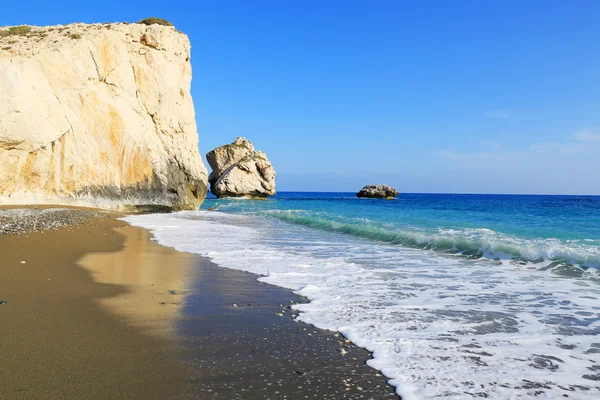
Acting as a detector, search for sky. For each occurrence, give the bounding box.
[3,1,600,194]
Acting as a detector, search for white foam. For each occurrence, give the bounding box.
[124,211,600,399]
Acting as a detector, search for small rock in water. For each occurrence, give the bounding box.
[0,300,7,304]
[356,184,399,199]
[274,312,284,317]
[232,303,238,308]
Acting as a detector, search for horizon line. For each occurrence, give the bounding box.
[209,191,600,197]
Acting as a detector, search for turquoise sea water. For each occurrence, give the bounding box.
[205,192,600,270]
[126,192,600,399]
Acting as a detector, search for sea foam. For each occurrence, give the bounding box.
[219,207,600,270]
[124,211,600,399]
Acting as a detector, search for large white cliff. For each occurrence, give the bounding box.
[0,22,208,210]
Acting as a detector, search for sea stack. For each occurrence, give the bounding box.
[0,22,208,210]
[356,184,399,199]
[206,137,276,198]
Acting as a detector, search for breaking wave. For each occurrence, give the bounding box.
[237,209,600,271]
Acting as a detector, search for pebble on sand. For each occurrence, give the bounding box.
[0,208,103,235]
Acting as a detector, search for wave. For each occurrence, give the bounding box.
[238,209,600,271]
[125,210,600,399]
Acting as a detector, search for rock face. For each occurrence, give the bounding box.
[206,137,276,198]
[356,184,399,199]
[0,23,208,210]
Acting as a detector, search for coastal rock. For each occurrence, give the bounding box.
[206,137,254,187]
[0,22,208,210]
[207,138,276,198]
[356,184,399,199]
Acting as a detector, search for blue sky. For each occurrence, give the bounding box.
[3,1,600,194]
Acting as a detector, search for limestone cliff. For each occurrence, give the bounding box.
[0,22,208,210]
[207,137,276,198]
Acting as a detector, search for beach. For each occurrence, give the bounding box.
[4,194,599,399]
[2,4,599,399]
[126,193,600,399]
[0,207,397,399]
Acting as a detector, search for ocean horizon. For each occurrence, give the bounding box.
[208,191,600,197]
[126,192,600,399]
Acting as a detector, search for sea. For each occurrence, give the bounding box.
[124,192,600,399]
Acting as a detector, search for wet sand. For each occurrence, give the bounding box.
[0,209,398,399]
[179,258,399,400]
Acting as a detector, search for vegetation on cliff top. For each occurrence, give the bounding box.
[0,26,33,37]
[1,20,177,41]
[138,18,173,27]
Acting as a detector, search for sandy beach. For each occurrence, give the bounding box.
[2,5,598,398]
[0,208,397,399]
[0,210,186,399]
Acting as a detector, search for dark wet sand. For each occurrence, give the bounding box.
[179,258,399,400]
[0,210,398,399]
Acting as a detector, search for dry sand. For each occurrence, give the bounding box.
[0,214,186,400]
[79,225,197,338]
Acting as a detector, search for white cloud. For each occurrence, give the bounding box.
[440,128,600,162]
[529,130,600,154]
[528,142,585,154]
[574,130,600,143]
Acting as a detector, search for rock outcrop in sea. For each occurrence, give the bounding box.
[356,184,399,199]
[0,22,208,210]
[206,137,276,198]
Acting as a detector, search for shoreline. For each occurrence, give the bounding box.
[176,251,398,399]
[0,207,399,399]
